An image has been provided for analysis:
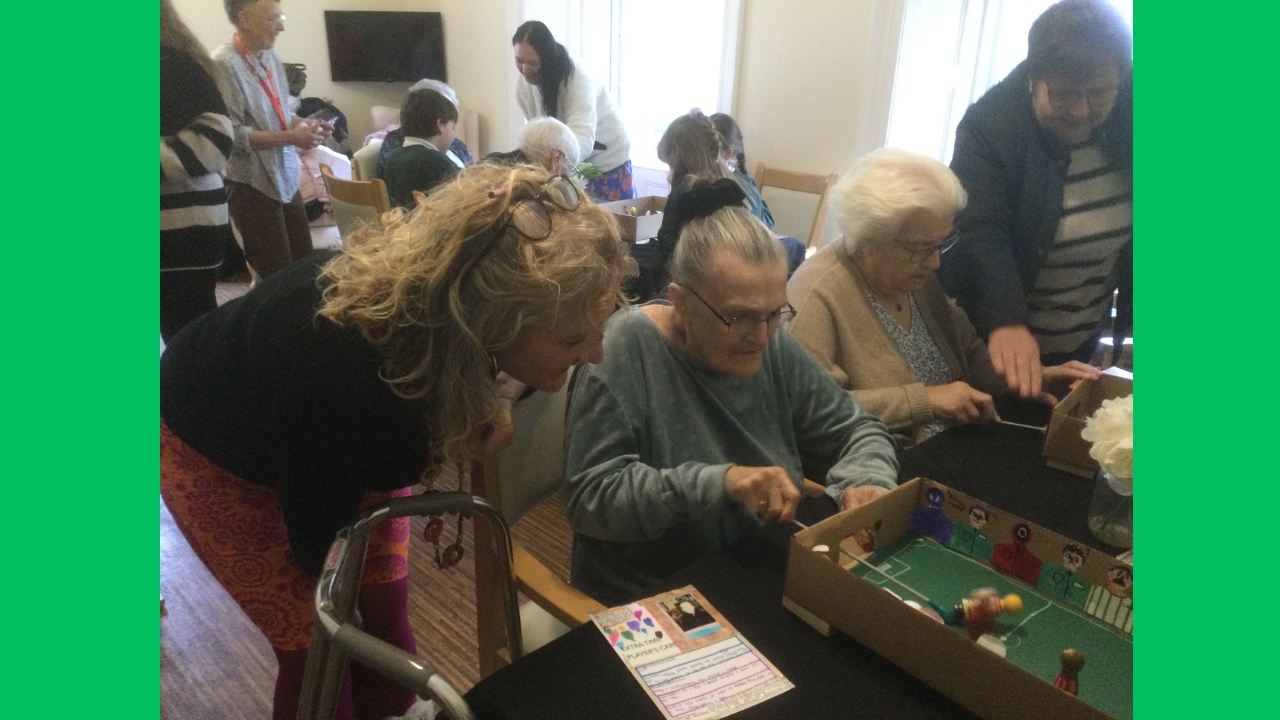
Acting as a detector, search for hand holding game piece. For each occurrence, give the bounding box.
[1054,649,1084,696]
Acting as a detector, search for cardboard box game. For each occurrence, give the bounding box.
[1043,368,1133,478]
[598,195,667,243]
[783,478,1133,720]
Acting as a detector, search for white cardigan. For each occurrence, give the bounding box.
[516,69,631,173]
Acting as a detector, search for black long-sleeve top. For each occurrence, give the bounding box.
[160,251,431,575]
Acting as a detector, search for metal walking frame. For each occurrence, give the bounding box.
[295,492,524,720]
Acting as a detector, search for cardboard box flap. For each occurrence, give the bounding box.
[1043,375,1133,478]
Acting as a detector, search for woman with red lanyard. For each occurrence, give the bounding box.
[214,1,332,280]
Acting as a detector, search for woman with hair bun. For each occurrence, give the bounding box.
[512,20,634,201]
[160,162,637,720]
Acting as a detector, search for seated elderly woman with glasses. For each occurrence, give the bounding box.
[564,177,899,606]
[787,148,1100,448]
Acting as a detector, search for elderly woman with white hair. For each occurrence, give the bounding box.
[787,148,1100,447]
[485,117,580,176]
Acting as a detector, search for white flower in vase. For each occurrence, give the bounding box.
[1081,394,1133,494]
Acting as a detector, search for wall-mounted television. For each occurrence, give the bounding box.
[325,11,446,83]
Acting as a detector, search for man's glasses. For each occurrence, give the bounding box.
[1046,84,1119,112]
[894,229,960,264]
[679,284,795,336]
[460,175,582,277]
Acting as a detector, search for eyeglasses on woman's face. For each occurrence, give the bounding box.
[893,229,960,265]
[679,284,795,336]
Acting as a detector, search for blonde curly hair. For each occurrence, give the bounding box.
[320,163,637,464]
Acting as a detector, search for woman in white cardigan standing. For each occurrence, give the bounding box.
[512,20,635,201]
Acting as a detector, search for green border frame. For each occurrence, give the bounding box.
[10,1,1267,717]
[4,2,156,717]
[1139,1,1272,718]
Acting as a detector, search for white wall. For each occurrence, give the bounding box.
[170,0,894,207]
[734,0,899,244]
[171,0,518,153]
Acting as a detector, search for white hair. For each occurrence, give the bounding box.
[834,147,967,254]
[409,79,459,109]
[518,118,580,175]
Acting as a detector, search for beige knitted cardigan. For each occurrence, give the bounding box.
[787,242,1005,447]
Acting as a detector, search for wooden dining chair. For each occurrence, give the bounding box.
[319,163,391,241]
[470,370,605,678]
[754,163,839,249]
[350,140,382,181]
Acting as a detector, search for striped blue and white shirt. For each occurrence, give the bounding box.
[1027,143,1132,356]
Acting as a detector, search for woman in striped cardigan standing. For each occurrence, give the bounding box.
[160,0,234,342]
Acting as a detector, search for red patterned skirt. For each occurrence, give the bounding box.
[160,420,411,652]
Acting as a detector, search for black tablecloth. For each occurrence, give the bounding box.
[465,415,1109,719]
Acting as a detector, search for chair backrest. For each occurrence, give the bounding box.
[755,163,839,249]
[491,383,572,524]
[352,139,382,181]
[320,163,391,240]
[470,368,603,677]
[371,104,400,132]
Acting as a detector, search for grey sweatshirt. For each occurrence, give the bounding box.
[565,306,898,605]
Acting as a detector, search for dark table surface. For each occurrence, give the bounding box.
[466,406,1110,719]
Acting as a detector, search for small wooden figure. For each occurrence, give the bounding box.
[952,588,1023,640]
[1054,649,1084,696]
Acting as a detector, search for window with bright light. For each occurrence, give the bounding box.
[614,0,738,169]
[523,0,740,171]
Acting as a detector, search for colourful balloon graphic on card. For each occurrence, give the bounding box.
[595,604,678,665]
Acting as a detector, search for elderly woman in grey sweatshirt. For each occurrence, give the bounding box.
[564,177,899,606]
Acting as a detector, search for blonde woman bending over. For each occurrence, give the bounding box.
[160,163,636,720]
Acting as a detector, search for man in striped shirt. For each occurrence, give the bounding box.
[940,0,1132,399]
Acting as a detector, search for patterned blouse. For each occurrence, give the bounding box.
[868,294,951,439]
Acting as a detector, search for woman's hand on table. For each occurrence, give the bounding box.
[1034,361,1104,405]
[726,465,801,525]
[988,325,1042,399]
[926,382,1000,425]
[840,485,888,512]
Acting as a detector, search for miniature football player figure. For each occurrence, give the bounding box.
[1054,649,1084,696]
[992,522,1044,584]
[1037,542,1092,608]
[909,486,953,545]
[952,588,1023,640]
[1087,563,1133,632]
[949,503,995,562]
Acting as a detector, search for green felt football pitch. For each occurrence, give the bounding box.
[852,536,1132,720]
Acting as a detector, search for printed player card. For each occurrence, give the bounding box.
[589,585,792,719]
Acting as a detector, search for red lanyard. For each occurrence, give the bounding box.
[234,34,289,131]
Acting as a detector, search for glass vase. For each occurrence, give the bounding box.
[1087,469,1133,549]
